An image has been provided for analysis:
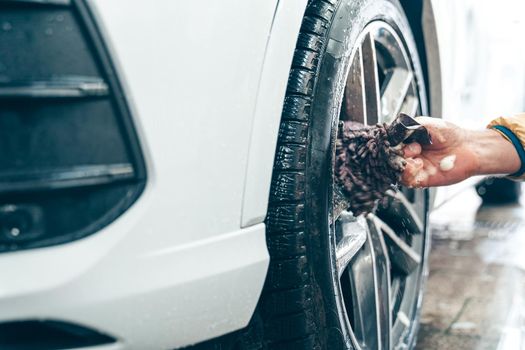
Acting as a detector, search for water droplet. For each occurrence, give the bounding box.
[45,28,53,36]
[2,22,12,31]
[10,227,20,237]
[56,14,64,22]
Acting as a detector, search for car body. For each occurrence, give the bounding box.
[0,0,523,349]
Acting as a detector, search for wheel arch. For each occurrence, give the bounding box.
[240,0,309,227]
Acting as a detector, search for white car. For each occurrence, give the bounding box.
[0,1,522,350]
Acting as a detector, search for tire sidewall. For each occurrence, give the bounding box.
[305,0,429,348]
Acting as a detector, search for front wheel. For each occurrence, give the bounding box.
[260,0,431,349]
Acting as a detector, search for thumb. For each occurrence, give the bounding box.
[401,158,429,188]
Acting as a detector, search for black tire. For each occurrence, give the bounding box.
[260,0,429,349]
[475,177,521,204]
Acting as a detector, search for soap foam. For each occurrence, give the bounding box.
[414,171,429,187]
[426,164,438,176]
[439,155,456,172]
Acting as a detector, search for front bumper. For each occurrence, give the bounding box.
[0,204,268,349]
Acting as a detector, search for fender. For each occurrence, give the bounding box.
[241,0,308,227]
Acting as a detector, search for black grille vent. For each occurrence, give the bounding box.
[0,319,116,350]
[0,0,146,252]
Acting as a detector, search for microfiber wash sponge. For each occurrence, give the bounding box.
[334,113,431,215]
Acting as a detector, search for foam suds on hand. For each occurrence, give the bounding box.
[426,164,437,176]
[414,171,429,187]
[439,154,456,171]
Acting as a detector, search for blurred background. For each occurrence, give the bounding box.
[417,1,525,348]
[432,0,525,205]
[436,0,525,125]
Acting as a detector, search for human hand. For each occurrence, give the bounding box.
[401,117,520,187]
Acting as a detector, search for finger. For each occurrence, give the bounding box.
[402,170,429,188]
[414,116,447,144]
[412,170,429,188]
[403,142,422,157]
[405,157,424,175]
[401,157,424,186]
[401,170,417,187]
[414,116,448,129]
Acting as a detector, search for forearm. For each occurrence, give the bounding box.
[468,129,521,176]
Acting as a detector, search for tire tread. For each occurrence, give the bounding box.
[261,1,337,348]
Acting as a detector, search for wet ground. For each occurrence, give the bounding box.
[415,187,525,349]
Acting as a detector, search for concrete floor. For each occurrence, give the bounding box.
[415,187,525,349]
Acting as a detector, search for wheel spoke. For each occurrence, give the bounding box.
[335,214,367,276]
[345,228,387,349]
[361,32,381,125]
[345,243,375,348]
[400,95,419,117]
[366,214,392,350]
[380,68,413,123]
[380,190,424,235]
[343,47,366,124]
[371,215,421,276]
[331,186,351,225]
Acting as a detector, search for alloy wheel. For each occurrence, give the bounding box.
[330,21,429,350]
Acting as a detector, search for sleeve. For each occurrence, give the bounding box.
[487,113,525,180]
